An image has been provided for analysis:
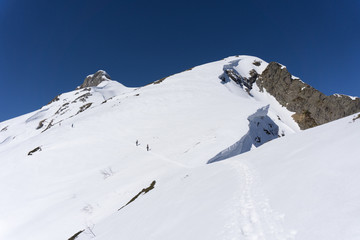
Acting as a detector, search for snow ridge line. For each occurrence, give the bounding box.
[223,160,296,240]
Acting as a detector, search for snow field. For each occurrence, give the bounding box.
[1,55,357,239]
[236,114,360,240]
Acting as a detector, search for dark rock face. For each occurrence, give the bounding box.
[28,146,42,156]
[118,180,156,211]
[256,62,360,129]
[77,70,111,89]
[220,60,255,92]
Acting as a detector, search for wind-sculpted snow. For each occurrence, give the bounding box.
[25,108,49,123]
[0,136,12,145]
[208,105,279,163]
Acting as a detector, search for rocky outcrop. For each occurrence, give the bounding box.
[256,62,360,129]
[118,180,156,211]
[77,70,111,89]
[28,146,42,156]
[220,60,256,92]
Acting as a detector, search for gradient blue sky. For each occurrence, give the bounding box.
[1,0,359,122]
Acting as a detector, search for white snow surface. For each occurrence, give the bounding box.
[333,93,359,100]
[0,55,359,240]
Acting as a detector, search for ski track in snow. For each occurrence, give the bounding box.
[222,161,296,240]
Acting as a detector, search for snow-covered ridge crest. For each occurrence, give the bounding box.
[0,55,359,240]
[0,55,298,152]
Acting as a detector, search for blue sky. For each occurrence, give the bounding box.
[0,0,359,122]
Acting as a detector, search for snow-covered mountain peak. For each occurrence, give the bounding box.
[0,55,360,240]
[0,55,299,164]
[1,54,358,156]
[222,55,268,78]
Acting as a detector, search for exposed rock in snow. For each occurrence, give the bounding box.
[256,62,360,129]
[27,146,42,155]
[353,113,360,122]
[77,70,111,89]
[219,58,263,92]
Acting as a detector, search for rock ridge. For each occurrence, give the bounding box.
[256,62,360,129]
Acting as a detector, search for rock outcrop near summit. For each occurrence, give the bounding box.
[256,62,360,129]
[77,70,111,89]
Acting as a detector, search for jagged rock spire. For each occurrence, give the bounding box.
[77,70,111,89]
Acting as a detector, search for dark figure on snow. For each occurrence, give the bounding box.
[136,140,139,146]
[147,144,149,151]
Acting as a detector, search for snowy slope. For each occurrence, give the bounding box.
[73,113,360,240]
[0,55,299,166]
[235,113,360,240]
[0,55,357,240]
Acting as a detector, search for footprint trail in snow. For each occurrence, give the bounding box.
[222,161,296,240]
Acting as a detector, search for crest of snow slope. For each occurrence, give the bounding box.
[0,55,302,240]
